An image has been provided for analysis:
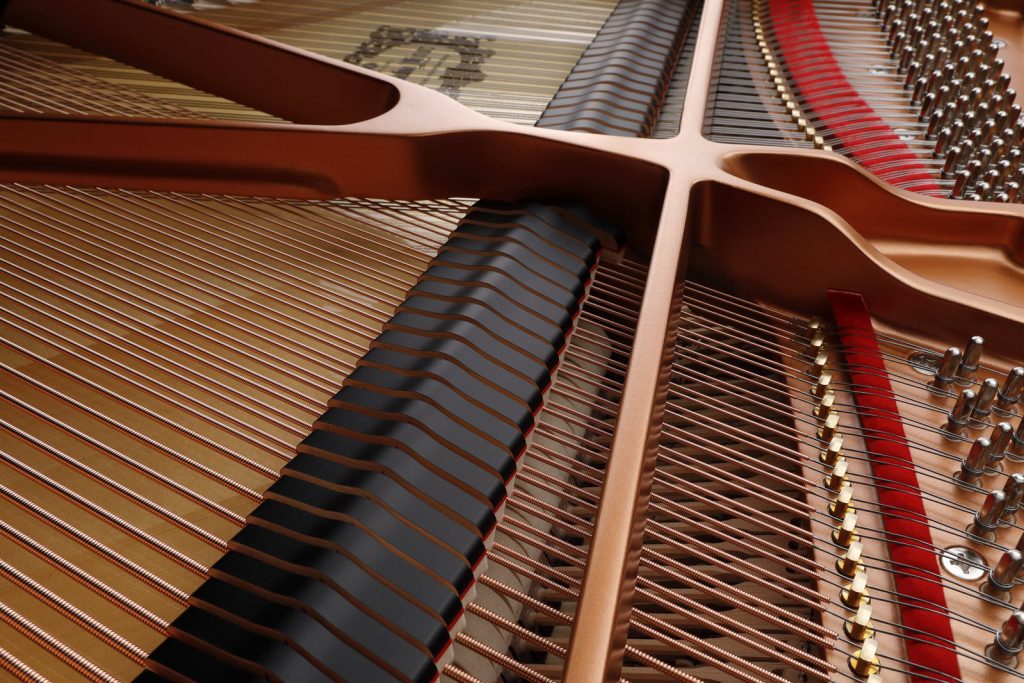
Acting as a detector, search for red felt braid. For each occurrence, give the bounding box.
[828,290,961,682]
[768,0,940,192]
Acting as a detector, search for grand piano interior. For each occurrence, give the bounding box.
[1,0,1024,681]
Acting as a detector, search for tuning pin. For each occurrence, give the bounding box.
[968,489,1007,540]
[944,146,963,178]
[1012,415,1024,458]
[956,436,991,486]
[849,637,881,677]
[821,434,845,466]
[913,75,929,104]
[808,351,829,379]
[990,422,1015,462]
[919,91,938,119]
[933,347,962,386]
[825,459,849,493]
[997,367,1024,413]
[958,335,985,379]
[931,126,951,157]
[989,611,1024,665]
[975,180,992,200]
[928,110,945,139]
[812,372,832,399]
[944,388,977,435]
[1009,104,1022,129]
[1007,181,1021,202]
[899,44,915,71]
[842,570,870,608]
[834,511,859,548]
[890,19,905,46]
[993,57,1006,80]
[1001,473,1024,524]
[972,378,1000,419]
[815,391,837,421]
[845,602,875,642]
[982,118,999,147]
[996,159,1013,186]
[974,376,999,419]
[837,541,864,578]
[907,59,924,88]
[951,168,972,199]
[805,327,826,358]
[818,411,840,441]
[996,73,1012,98]
[830,485,855,518]
[882,1,897,26]
[983,550,1024,600]
[959,138,977,168]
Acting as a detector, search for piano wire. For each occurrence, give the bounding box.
[0,520,169,631]
[52,191,419,318]
[686,280,1008,382]
[681,290,970,398]
[675,325,965,441]
[0,600,116,683]
[667,342,1019,565]
[638,547,832,659]
[0,34,263,122]
[654,453,816,564]
[0,214,361,389]
[465,601,566,658]
[0,442,220,567]
[0,360,268,498]
[0,384,246,525]
[642,522,827,626]
[0,46,175,119]
[669,369,981,531]
[677,351,971,460]
[0,559,147,663]
[643,499,825,618]
[0,270,321,430]
[442,665,486,683]
[14,186,401,338]
[0,317,300,457]
[678,311,992,442]
[671,355,996,531]
[0,645,46,683]
[87,185,431,285]
[823,613,996,683]
[135,191,414,309]
[187,0,622,126]
[0,229,346,402]
[183,189,452,257]
[659,421,816,514]
[669,420,1013,629]
[648,486,824,587]
[536,313,831,671]
[0,484,189,602]
[0,57,179,119]
[629,589,822,682]
[536,454,831,667]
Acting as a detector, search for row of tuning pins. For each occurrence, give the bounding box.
[928,337,1024,664]
[876,0,1023,199]
[938,337,1024,471]
[801,320,881,681]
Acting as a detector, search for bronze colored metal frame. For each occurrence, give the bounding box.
[3,0,1024,680]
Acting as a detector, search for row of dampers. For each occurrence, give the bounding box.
[535,0,698,137]
[136,202,620,683]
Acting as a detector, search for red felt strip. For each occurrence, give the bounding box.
[768,0,940,192]
[828,290,961,683]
